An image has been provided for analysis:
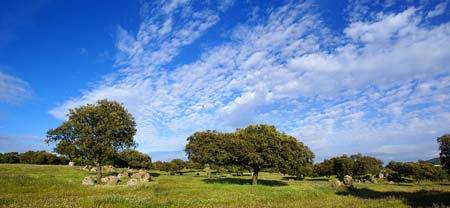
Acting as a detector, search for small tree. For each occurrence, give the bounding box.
[333,155,353,178]
[47,99,137,183]
[116,149,152,169]
[351,154,383,176]
[438,134,450,173]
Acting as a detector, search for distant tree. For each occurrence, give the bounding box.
[152,161,164,171]
[159,161,171,173]
[169,159,186,174]
[0,152,20,163]
[46,99,137,183]
[438,134,450,173]
[314,158,335,178]
[185,131,232,178]
[333,155,353,178]
[387,160,448,181]
[116,149,152,169]
[351,154,383,176]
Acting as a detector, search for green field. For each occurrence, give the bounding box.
[1,164,449,208]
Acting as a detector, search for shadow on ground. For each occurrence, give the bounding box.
[337,187,450,207]
[203,178,288,186]
[150,172,160,178]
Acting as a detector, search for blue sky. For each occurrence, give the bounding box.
[1,0,449,163]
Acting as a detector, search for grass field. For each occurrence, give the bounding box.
[1,164,449,208]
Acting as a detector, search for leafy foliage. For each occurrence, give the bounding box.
[314,154,383,178]
[438,134,450,173]
[386,160,448,181]
[0,151,68,165]
[115,149,152,169]
[46,99,137,182]
[186,124,314,185]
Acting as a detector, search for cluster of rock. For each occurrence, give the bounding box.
[331,175,353,188]
[81,167,151,186]
[81,165,116,173]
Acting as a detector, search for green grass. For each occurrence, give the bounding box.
[1,164,450,207]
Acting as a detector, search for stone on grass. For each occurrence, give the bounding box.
[68,161,75,166]
[104,165,116,173]
[343,175,353,187]
[331,180,342,188]
[132,170,151,182]
[118,172,130,180]
[90,167,97,172]
[82,165,91,171]
[101,176,120,185]
[127,178,140,186]
[82,176,95,185]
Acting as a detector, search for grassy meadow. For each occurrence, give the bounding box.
[1,164,450,208]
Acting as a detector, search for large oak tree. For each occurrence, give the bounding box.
[46,99,137,182]
[186,124,314,185]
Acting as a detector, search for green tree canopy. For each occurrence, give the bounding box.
[186,124,314,185]
[351,154,383,176]
[116,149,152,169]
[438,134,450,173]
[46,99,137,182]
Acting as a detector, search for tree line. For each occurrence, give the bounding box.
[4,99,448,185]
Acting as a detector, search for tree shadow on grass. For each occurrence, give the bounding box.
[336,187,450,207]
[150,172,160,178]
[203,178,288,186]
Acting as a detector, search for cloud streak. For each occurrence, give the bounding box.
[0,71,33,104]
[49,1,450,162]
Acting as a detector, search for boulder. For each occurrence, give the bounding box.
[82,165,92,171]
[101,176,119,185]
[104,165,116,173]
[132,170,151,182]
[388,181,395,185]
[331,180,342,188]
[118,172,130,180]
[90,167,97,172]
[82,176,95,185]
[343,175,353,187]
[68,161,75,166]
[127,178,140,186]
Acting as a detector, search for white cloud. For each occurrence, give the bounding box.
[0,134,50,153]
[49,2,450,162]
[427,1,448,18]
[0,71,33,104]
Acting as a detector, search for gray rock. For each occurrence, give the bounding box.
[82,176,95,185]
[82,165,91,171]
[68,161,75,166]
[127,178,140,186]
[331,180,342,188]
[118,172,130,180]
[343,175,353,187]
[101,176,119,185]
[132,170,151,182]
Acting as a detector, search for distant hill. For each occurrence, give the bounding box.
[425,157,441,165]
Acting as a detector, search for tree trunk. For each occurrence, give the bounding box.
[207,168,211,179]
[252,167,259,185]
[96,162,102,183]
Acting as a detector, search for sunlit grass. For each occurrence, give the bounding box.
[1,164,449,207]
